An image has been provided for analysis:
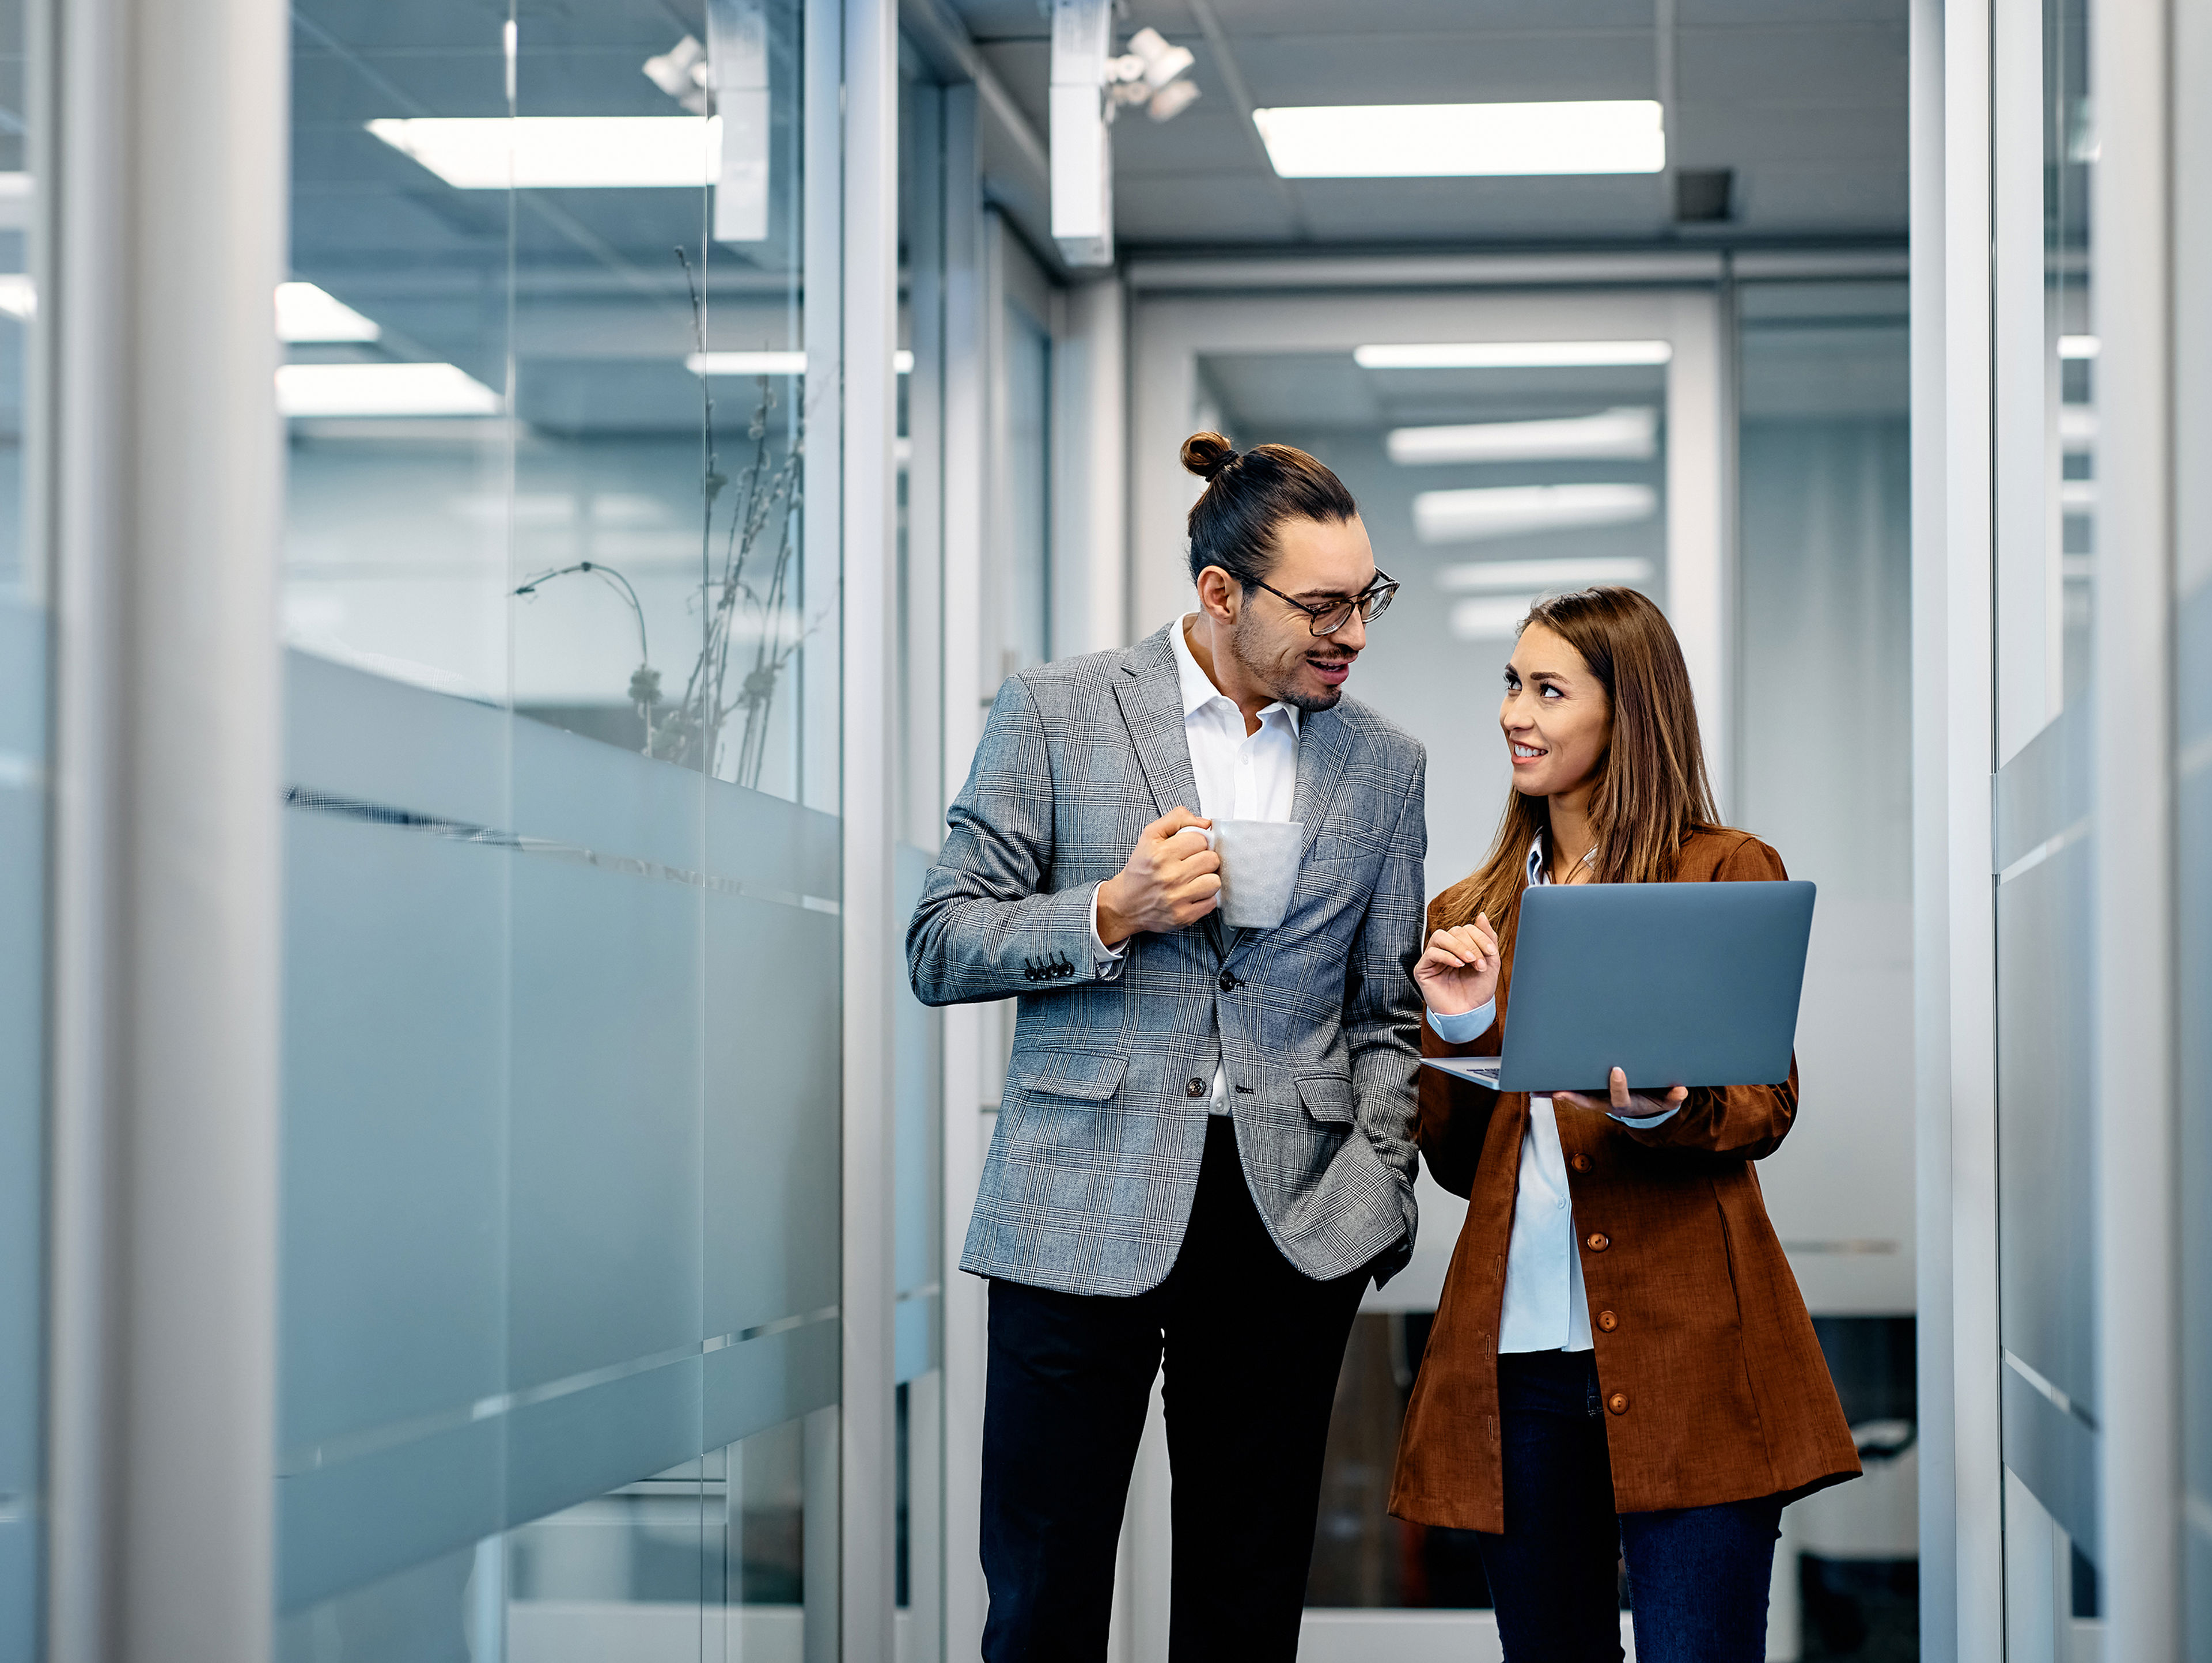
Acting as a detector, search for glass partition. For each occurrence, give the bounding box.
[276,3,841,1655]
[0,0,43,1649]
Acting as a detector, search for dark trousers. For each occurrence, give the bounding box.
[1478,1349,1784,1663]
[979,1116,1370,1662]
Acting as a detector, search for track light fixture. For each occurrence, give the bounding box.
[1052,3,1199,267]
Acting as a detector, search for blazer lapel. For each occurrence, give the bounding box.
[1287,702,1354,861]
[1112,624,1201,820]
[1112,624,1227,961]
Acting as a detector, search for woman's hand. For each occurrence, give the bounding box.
[1413,914,1502,1017]
[1555,1067,1690,1122]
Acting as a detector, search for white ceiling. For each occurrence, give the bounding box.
[948,0,1908,249]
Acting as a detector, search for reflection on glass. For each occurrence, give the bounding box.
[276,2,838,1656]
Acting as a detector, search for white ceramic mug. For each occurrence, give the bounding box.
[1190,819,1305,930]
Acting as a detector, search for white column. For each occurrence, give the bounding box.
[936,82,993,1663]
[842,0,900,1656]
[1906,0,1960,1655]
[1939,0,2003,1656]
[44,0,287,1657]
[2092,0,2180,1652]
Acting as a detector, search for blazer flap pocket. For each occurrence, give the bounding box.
[1296,1074,1356,1124]
[1010,1051,1129,1103]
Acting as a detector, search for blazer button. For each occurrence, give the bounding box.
[1186,1077,1209,1098]
[1570,1154,1592,1173]
[1585,1232,1610,1253]
[1597,1310,1619,1332]
[1608,1392,1630,1415]
[1219,971,1238,992]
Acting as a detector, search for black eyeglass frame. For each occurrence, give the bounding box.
[1248,570,1400,637]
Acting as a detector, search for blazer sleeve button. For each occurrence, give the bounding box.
[1607,1392,1630,1415]
[1585,1232,1610,1252]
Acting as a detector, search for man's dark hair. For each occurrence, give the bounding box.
[1180,431,1357,588]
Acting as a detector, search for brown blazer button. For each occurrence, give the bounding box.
[1571,1153,1592,1173]
[1597,1310,1619,1332]
[1585,1232,1610,1252]
[1185,1077,1209,1098]
[1608,1392,1630,1415]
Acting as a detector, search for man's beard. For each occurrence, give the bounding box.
[1231,608,1349,713]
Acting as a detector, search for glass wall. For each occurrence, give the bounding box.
[1990,0,2102,1649]
[0,0,42,1651]
[276,4,842,1656]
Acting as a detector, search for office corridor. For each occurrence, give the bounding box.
[0,0,2203,1659]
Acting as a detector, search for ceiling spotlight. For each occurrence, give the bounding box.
[2058,335,2100,359]
[1108,26,1200,123]
[643,35,710,113]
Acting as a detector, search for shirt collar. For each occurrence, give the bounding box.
[1528,835,1599,887]
[1172,613,1300,733]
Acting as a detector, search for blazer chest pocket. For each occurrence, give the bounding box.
[1010,1051,1129,1103]
[1296,1075,1355,1125]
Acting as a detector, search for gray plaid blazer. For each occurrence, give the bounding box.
[907,622,1428,1297]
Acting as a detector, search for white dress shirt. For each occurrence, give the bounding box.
[1425,839,1676,1352]
[1090,614,1300,1113]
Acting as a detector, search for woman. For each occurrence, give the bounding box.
[1388,587,1858,1662]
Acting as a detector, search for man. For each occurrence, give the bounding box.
[907,435,1427,1658]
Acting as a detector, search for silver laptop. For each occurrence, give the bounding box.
[1420,880,1816,1096]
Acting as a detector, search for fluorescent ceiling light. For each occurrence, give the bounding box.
[2059,406,2096,450]
[0,274,34,321]
[2058,335,2100,360]
[688,350,806,377]
[1450,597,1537,641]
[276,362,502,418]
[1251,101,1664,178]
[0,173,30,232]
[1388,407,1657,465]
[1440,556,1656,593]
[1414,482,1657,544]
[1357,340,1672,370]
[368,116,723,190]
[277,281,381,343]
[686,349,915,376]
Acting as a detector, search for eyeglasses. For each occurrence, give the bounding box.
[1250,570,1400,637]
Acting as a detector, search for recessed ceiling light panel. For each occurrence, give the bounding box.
[1388,408,1657,465]
[1439,556,1657,593]
[277,281,381,343]
[1414,483,1658,544]
[368,116,722,190]
[276,362,503,418]
[1357,340,1673,370]
[1252,100,1665,179]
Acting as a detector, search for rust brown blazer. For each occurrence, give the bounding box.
[1388,829,1860,1533]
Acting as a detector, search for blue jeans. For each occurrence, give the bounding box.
[1477,1349,1783,1663]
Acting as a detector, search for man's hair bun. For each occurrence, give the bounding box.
[1181,431,1238,482]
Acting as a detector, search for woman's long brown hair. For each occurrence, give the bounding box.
[1432,586,1725,940]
